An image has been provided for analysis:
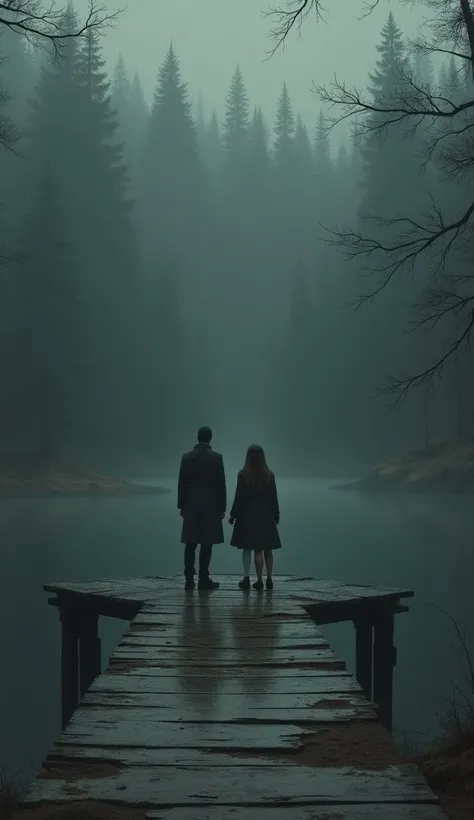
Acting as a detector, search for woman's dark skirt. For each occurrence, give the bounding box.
[230,506,281,551]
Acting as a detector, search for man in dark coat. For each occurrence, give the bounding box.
[178,426,226,590]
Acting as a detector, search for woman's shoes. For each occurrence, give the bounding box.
[238,577,274,591]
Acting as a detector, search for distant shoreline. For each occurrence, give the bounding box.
[331,435,474,495]
[0,457,170,499]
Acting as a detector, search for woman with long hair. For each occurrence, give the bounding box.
[228,444,281,590]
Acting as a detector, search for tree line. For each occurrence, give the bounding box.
[0,6,471,475]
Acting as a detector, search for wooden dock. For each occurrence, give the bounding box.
[13,575,447,820]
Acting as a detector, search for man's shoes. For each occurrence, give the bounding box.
[266,577,274,590]
[198,578,220,590]
[239,576,250,590]
[253,579,264,591]
[184,578,195,590]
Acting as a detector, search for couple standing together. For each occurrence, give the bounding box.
[178,426,281,591]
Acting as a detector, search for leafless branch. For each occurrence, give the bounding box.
[314,73,474,139]
[377,277,474,402]
[264,0,382,55]
[0,1,121,53]
[411,35,470,64]
[324,194,474,297]
[263,0,323,58]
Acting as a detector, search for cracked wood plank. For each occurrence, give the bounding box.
[120,637,329,649]
[57,715,304,751]
[109,647,344,666]
[102,666,351,681]
[22,763,438,807]
[44,747,301,767]
[78,696,375,724]
[89,666,362,705]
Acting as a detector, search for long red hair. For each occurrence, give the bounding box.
[242,444,273,489]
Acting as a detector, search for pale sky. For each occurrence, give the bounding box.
[77,0,427,137]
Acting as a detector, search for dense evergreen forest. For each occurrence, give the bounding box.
[0,8,472,475]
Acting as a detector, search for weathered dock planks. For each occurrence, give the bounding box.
[13,573,447,820]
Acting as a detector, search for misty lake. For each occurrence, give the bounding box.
[2,475,474,783]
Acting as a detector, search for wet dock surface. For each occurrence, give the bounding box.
[13,574,447,819]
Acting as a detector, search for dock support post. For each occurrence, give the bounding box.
[59,607,80,730]
[373,610,396,732]
[354,616,373,701]
[59,606,102,730]
[79,612,101,699]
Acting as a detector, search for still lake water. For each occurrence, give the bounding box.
[1,475,474,783]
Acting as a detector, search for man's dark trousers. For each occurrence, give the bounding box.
[184,543,213,581]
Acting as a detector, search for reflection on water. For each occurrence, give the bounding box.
[175,590,284,713]
[230,593,282,698]
[176,592,225,712]
[1,477,474,779]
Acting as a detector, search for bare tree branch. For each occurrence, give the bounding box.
[380,279,474,403]
[264,0,382,55]
[0,1,121,53]
[324,194,474,297]
[263,0,323,58]
[315,73,474,137]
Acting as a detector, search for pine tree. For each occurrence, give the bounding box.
[198,109,222,187]
[111,53,131,154]
[127,71,148,175]
[77,29,109,101]
[362,13,413,216]
[313,111,331,184]
[142,43,202,263]
[247,106,271,174]
[369,12,409,98]
[223,64,249,167]
[243,106,273,259]
[111,53,130,108]
[294,115,312,177]
[129,72,148,124]
[138,45,204,449]
[273,82,295,172]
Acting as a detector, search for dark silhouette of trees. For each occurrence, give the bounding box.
[15,165,84,459]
